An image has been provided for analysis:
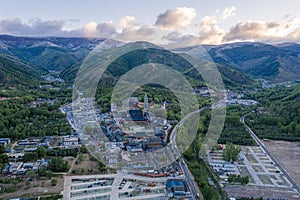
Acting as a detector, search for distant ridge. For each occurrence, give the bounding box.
[0,35,299,83]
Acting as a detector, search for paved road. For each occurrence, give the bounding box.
[241,114,300,195]
[170,106,211,200]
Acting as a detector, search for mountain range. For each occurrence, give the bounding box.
[0,35,300,88]
[203,42,300,83]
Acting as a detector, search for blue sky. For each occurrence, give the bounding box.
[0,0,300,45]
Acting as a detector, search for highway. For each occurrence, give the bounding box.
[170,106,211,200]
[241,114,300,195]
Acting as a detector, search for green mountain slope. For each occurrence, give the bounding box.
[0,53,40,86]
[207,42,300,83]
[0,35,104,71]
[246,85,300,141]
[61,45,256,90]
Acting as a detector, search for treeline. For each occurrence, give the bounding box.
[0,96,73,140]
[218,105,256,146]
[245,85,300,141]
[183,109,227,200]
[0,144,9,168]
[95,73,210,121]
[228,174,249,185]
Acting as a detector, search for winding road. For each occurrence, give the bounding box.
[170,106,211,200]
[241,114,300,195]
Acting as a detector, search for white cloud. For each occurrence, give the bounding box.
[155,7,196,29]
[96,21,117,38]
[119,16,136,30]
[223,18,300,42]
[116,26,156,42]
[161,30,199,48]
[0,18,65,36]
[82,21,98,37]
[222,6,236,20]
[289,26,300,40]
[1,9,300,45]
[198,16,225,44]
[0,18,117,38]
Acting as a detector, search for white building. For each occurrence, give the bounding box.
[63,137,79,148]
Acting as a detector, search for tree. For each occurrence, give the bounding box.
[0,144,5,154]
[80,146,88,154]
[23,152,38,162]
[26,170,36,179]
[0,154,9,164]
[241,176,249,185]
[51,178,58,186]
[38,165,47,177]
[48,157,69,172]
[46,171,54,180]
[222,142,241,162]
[37,146,46,159]
[227,174,249,185]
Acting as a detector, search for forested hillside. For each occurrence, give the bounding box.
[245,85,300,141]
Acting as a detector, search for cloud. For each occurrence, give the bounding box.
[96,21,117,37]
[81,21,116,38]
[119,16,136,30]
[117,15,157,42]
[0,18,117,38]
[82,21,98,37]
[223,18,300,42]
[289,27,300,40]
[222,6,236,20]
[197,6,236,44]
[116,26,156,42]
[162,30,183,41]
[1,10,300,45]
[161,31,199,48]
[198,16,225,44]
[155,7,196,29]
[0,18,65,36]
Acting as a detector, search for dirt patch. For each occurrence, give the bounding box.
[252,165,264,172]
[224,185,299,199]
[245,154,258,163]
[68,154,106,175]
[258,174,272,185]
[0,177,64,199]
[264,140,300,186]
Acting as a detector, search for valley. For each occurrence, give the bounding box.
[0,35,299,200]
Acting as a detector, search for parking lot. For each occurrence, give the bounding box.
[64,174,168,200]
[208,145,300,199]
[239,146,292,188]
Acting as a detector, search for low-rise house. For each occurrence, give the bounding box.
[9,162,23,174]
[0,138,11,147]
[167,179,189,198]
[33,161,41,172]
[18,141,38,147]
[63,136,79,148]
[22,162,34,169]
[17,168,28,175]
[24,147,38,152]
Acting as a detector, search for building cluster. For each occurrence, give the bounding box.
[209,160,237,176]
[225,90,258,106]
[1,135,78,176]
[62,136,79,149]
[166,179,192,199]
[2,159,50,175]
[26,98,57,108]
[111,94,169,152]
[207,148,240,179]
[41,74,64,83]
[193,86,217,97]
[0,138,11,147]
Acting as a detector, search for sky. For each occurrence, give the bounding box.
[0,0,300,46]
